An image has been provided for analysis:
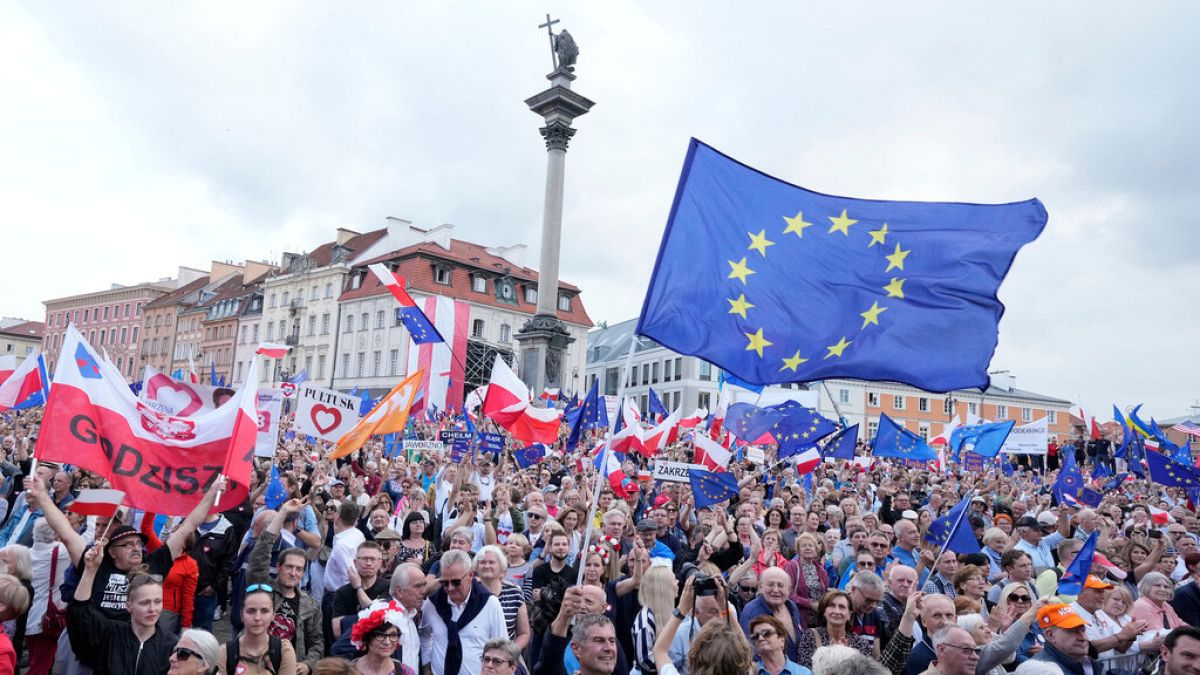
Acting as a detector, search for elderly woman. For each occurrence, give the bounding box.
[981,528,1009,582]
[348,599,416,675]
[1100,585,1155,675]
[953,565,991,623]
[168,629,220,675]
[0,544,34,664]
[24,519,68,675]
[783,533,829,629]
[993,582,1042,662]
[1131,571,1184,635]
[957,595,1039,675]
[748,614,809,675]
[474,545,531,652]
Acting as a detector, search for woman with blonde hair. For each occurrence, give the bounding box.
[652,576,754,675]
[992,582,1042,662]
[1100,585,1156,674]
[633,562,678,675]
[783,532,829,629]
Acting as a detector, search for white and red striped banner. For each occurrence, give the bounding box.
[406,295,469,413]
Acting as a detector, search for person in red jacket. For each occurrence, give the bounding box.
[141,512,199,633]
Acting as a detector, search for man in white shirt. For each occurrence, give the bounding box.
[390,562,429,674]
[1013,514,1068,574]
[323,501,366,648]
[420,549,507,675]
[1070,575,1145,660]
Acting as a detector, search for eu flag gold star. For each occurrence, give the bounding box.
[860,301,888,328]
[824,336,852,359]
[744,328,773,358]
[747,230,775,257]
[727,294,754,319]
[727,257,755,284]
[868,223,889,247]
[783,211,813,238]
[885,243,911,272]
[828,209,857,236]
[780,350,808,372]
[883,278,906,299]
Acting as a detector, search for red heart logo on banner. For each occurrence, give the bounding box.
[145,373,204,416]
[311,404,342,435]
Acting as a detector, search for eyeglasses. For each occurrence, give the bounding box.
[482,655,514,667]
[440,575,469,587]
[738,584,758,593]
[529,514,545,520]
[171,647,202,661]
[1007,593,1031,603]
[245,583,274,594]
[941,643,983,655]
[750,630,778,641]
[374,631,402,642]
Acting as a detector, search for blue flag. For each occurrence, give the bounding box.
[718,369,764,394]
[872,413,937,461]
[1079,487,1103,508]
[1128,436,1146,479]
[395,305,445,345]
[1093,462,1113,479]
[636,139,1047,392]
[478,433,505,454]
[951,420,1016,458]
[1102,473,1129,491]
[689,469,739,511]
[383,432,402,458]
[820,424,859,460]
[263,465,288,510]
[769,401,837,458]
[289,368,309,385]
[1128,404,1153,438]
[1054,448,1084,503]
[566,381,608,452]
[1001,456,1015,477]
[514,444,546,469]
[648,387,669,419]
[1146,449,1200,488]
[924,494,980,554]
[726,403,784,442]
[1057,531,1098,596]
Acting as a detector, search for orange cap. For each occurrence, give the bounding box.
[1083,575,1114,590]
[1038,603,1086,629]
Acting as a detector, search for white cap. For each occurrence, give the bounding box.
[1037,512,1058,527]
[901,510,919,521]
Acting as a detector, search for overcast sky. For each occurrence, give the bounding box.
[4,2,1198,419]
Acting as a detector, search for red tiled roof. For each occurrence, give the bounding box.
[143,276,211,310]
[0,321,45,339]
[341,239,592,326]
[288,228,388,269]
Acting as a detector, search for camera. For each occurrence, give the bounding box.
[694,575,720,597]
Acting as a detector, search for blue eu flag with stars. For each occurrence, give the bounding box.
[872,413,937,461]
[1147,449,1200,488]
[689,469,739,511]
[924,494,980,554]
[769,401,837,458]
[566,381,608,452]
[397,307,444,344]
[636,139,1047,392]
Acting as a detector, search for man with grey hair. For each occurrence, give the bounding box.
[420,549,506,675]
[925,625,980,675]
[906,594,956,675]
[812,644,889,675]
[390,562,427,673]
[848,571,886,649]
[534,586,628,675]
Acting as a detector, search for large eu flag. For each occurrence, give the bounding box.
[637,139,1047,392]
[872,413,937,461]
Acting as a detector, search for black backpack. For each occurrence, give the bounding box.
[226,635,283,674]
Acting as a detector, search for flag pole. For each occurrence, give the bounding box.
[27,354,53,481]
[937,489,977,558]
[575,342,638,585]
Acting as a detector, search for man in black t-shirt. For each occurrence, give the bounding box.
[331,540,390,640]
[531,531,576,602]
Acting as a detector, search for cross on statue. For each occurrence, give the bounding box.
[538,14,561,69]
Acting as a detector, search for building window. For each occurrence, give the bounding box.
[251,324,259,342]
[340,353,350,377]
[434,268,451,285]
[472,276,486,293]
[239,326,246,344]
[344,315,354,333]
[558,295,571,312]
[1049,410,1057,424]
[943,399,953,416]
[472,319,486,338]
[664,359,673,381]
[675,357,682,381]
[131,326,138,343]
[317,355,326,379]
[698,361,712,381]
[672,391,681,410]
[356,352,365,377]
[376,311,385,329]
[278,320,286,339]
[103,307,109,320]
[307,316,316,335]
[868,420,879,438]
[350,274,362,290]
[282,292,289,305]
[83,309,90,322]
[359,313,368,331]
[698,392,711,411]
[968,402,978,416]
[839,389,850,404]
[868,392,880,407]
[918,424,930,440]
[124,303,131,317]
[893,395,905,410]
[997,405,1008,419]
[372,351,381,377]
[630,366,638,387]
[1022,407,1032,422]
[642,364,650,384]
[651,362,660,384]
[120,327,127,343]
[235,362,243,383]
[499,323,511,342]
[918,397,929,413]
[296,288,304,303]
[321,314,330,334]
[524,287,537,304]
[389,349,399,376]
[267,323,274,341]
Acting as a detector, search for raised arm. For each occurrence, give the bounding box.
[164,476,225,560]
[27,476,87,565]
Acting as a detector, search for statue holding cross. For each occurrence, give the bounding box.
[538,13,579,72]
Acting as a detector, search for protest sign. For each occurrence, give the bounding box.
[1000,417,1048,455]
[402,439,444,463]
[254,389,284,458]
[652,460,706,483]
[293,385,360,442]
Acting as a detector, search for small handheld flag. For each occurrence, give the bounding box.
[1057,531,1098,596]
[872,413,937,461]
[689,469,739,511]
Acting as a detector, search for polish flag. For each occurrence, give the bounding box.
[694,429,733,471]
[709,387,733,440]
[0,352,48,411]
[611,422,646,457]
[404,295,469,413]
[481,355,562,445]
[256,342,291,359]
[0,355,17,384]
[595,447,634,498]
[540,387,560,402]
[793,446,821,475]
[68,489,126,518]
[369,263,418,306]
[678,408,708,430]
[1149,505,1174,525]
[931,416,961,447]
[642,411,679,456]
[36,326,259,515]
[1090,417,1103,441]
[187,354,200,384]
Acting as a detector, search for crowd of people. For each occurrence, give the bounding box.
[2,402,1200,675]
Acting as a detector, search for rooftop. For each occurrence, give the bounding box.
[0,320,45,340]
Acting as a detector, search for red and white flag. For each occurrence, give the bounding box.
[610,421,646,457]
[187,354,200,384]
[540,387,560,402]
[678,407,708,430]
[404,295,469,413]
[36,326,258,516]
[693,429,733,471]
[256,342,291,359]
[793,446,821,475]
[642,410,679,457]
[709,386,733,440]
[1149,505,1174,525]
[481,355,561,445]
[0,352,47,411]
[931,415,961,447]
[0,355,18,384]
[68,489,126,518]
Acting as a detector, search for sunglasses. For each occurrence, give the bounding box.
[245,583,274,594]
[172,647,202,661]
[738,584,758,593]
[482,656,514,667]
[750,630,778,641]
[440,575,469,587]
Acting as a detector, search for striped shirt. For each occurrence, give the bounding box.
[497,582,525,639]
[633,606,659,675]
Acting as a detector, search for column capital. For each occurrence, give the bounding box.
[539,121,577,151]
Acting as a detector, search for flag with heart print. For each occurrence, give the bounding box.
[294,384,361,443]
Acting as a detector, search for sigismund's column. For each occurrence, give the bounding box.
[515,19,595,393]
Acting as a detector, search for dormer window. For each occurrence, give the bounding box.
[472,276,487,293]
[524,287,538,304]
[558,295,571,312]
[434,266,452,286]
